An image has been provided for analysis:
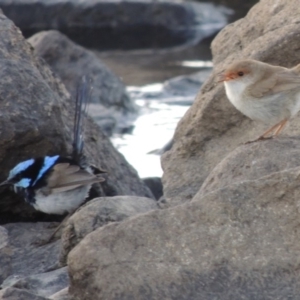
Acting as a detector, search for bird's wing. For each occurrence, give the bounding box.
[250,69,300,98]
[46,163,104,193]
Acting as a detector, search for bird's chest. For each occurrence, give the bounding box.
[224,80,249,111]
[224,80,270,122]
[32,185,90,215]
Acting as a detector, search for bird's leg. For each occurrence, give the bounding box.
[245,120,285,144]
[273,119,288,136]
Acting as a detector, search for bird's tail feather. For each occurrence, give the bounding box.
[72,76,92,165]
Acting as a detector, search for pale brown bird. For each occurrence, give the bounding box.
[219,59,300,142]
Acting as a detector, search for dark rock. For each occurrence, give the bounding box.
[0,11,153,222]
[0,227,11,285]
[163,69,212,97]
[68,166,300,299]
[161,0,300,206]
[2,268,69,299]
[2,223,61,277]
[142,177,163,200]
[0,0,228,50]
[28,30,137,136]
[59,195,157,265]
[0,287,48,300]
[128,69,212,107]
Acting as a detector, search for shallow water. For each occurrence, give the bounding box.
[111,84,192,177]
[110,66,212,177]
[95,1,250,178]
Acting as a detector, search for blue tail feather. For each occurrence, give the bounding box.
[72,76,92,165]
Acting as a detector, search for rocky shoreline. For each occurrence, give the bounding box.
[2,0,300,299]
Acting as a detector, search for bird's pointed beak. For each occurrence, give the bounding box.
[0,180,12,187]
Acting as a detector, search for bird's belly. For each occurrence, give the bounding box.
[226,88,293,124]
[33,185,90,215]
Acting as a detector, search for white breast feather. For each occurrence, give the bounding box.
[33,185,90,215]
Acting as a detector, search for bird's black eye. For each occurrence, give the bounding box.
[238,71,244,76]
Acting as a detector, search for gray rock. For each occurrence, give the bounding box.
[68,166,300,299]
[0,287,48,300]
[2,223,61,277]
[142,177,163,200]
[163,69,212,98]
[200,137,300,196]
[49,288,69,300]
[0,11,153,221]
[0,227,11,285]
[128,69,211,107]
[161,0,300,206]
[0,0,228,49]
[60,196,158,265]
[3,268,69,298]
[28,30,137,136]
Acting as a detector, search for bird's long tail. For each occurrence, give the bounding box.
[72,76,91,166]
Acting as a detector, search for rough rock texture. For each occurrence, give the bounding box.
[161,0,300,206]
[200,137,300,196]
[0,11,152,221]
[0,223,65,298]
[2,223,61,277]
[0,287,49,300]
[60,196,158,265]
[0,227,11,284]
[68,164,300,299]
[49,287,69,300]
[2,268,69,299]
[28,30,136,136]
[0,0,227,50]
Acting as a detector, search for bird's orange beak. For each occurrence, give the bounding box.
[217,72,237,83]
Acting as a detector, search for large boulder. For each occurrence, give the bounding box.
[28,30,136,136]
[0,227,11,285]
[68,162,300,299]
[161,0,300,206]
[59,196,158,265]
[0,11,152,222]
[200,137,300,196]
[2,223,61,278]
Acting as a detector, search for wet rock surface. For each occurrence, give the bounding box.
[28,30,136,136]
[161,0,300,206]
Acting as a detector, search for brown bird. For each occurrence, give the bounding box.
[219,59,300,142]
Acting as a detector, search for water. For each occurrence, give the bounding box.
[111,84,191,177]
[95,2,240,178]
